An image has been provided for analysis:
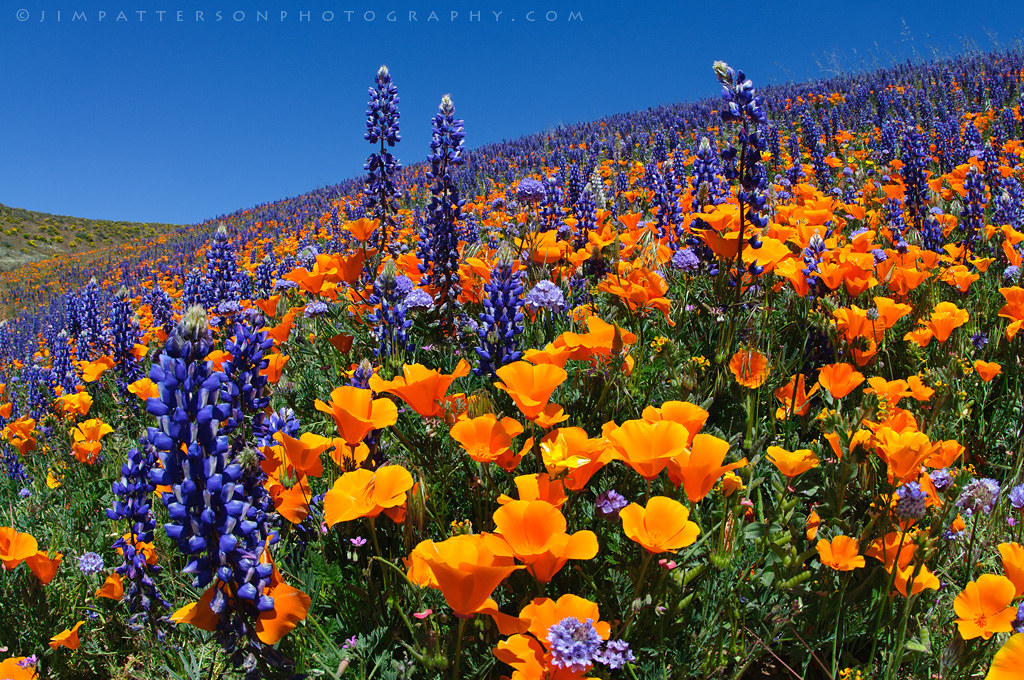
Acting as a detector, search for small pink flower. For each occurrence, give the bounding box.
[413,609,433,620]
[658,558,677,570]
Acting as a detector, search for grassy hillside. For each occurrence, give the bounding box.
[0,202,181,271]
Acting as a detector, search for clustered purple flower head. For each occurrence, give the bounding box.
[16,655,37,669]
[594,639,636,669]
[303,300,330,318]
[955,477,1001,517]
[524,280,566,314]
[1005,265,1021,283]
[364,65,402,250]
[670,247,701,272]
[894,482,927,521]
[1009,483,1024,510]
[18,487,30,498]
[78,551,104,575]
[930,468,953,493]
[595,489,628,518]
[404,287,435,309]
[475,247,525,377]
[547,617,634,673]
[1015,602,1024,634]
[515,178,547,204]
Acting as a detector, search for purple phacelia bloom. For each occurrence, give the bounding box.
[515,178,546,204]
[930,468,953,492]
[404,288,435,309]
[78,551,104,575]
[870,248,889,263]
[1015,602,1024,633]
[1010,483,1024,510]
[304,300,330,317]
[547,616,602,673]
[894,482,927,521]
[956,477,1000,517]
[17,655,37,669]
[971,332,989,351]
[274,278,299,291]
[1005,265,1021,282]
[595,639,636,670]
[596,489,628,518]
[524,280,566,314]
[18,487,30,498]
[671,247,701,272]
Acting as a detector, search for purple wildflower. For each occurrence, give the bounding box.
[78,552,104,575]
[595,639,636,669]
[524,280,565,314]
[894,482,927,521]
[930,468,953,492]
[955,478,1001,517]
[596,490,628,518]
[547,617,602,673]
[1010,483,1024,510]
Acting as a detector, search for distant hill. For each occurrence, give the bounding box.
[0,202,181,271]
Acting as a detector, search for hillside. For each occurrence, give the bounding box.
[0,202,180,271]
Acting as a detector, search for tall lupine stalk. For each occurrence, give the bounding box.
[146,307,278,673]
[714,61,768,340]
[205,224,242,318]
[107,440,171,629]
[221,321,273,453]
[421,94,466,330]
[111,288,143,390]
[475,246,525,377]
[367,260,413,363]
[900,125,931,233]
[364,65,401,252]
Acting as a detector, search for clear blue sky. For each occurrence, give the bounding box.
[2,0,1023,225]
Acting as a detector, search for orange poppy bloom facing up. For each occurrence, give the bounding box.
[450,414,524,470]
[345,217,379,241]
[2,417,37,455]
[773,374,819,420]
[323,465,414,526]
[925,301,969,343]
[817,362,865,399]
[127,377,160,402]
[49,621,85,650]
[369,360,471,418]
[0,526,39,569]
[314,385,398,444]
[975,360,1002,382]
[767,446,819,479]
[77,355,115,383]
[620,496,700,554]
[56,390,93,417]
[494,362,568,421]
[998,286,1024,340]
[729,349,770,389]
[491,500,598,582]
[71,418,114,464]
[606,418,689,480]
[954,574,1018,640]
[987,634,1024,680]
[816,536,865,571]
[95,573,124,600]
[25,551,62,584]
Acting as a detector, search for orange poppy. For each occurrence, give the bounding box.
[816,536,865,571]
[314,385,398,444]
[95,573,124,600]
[71,418,114,464]
[263,431,332,479]
[25,551,62,585]
[265,472,313,524]
[253,295,281,317]
[2,417,37,455]
[260,352,289,383]
[806,509,821,541]
[998,286,1024,340]
[0,527,39,569]
[127,377,160,401]
[606,419,689,480]
[496,474,568,508]
[766,446,819,479]
[491,500,598,582]
[539,427,616,490]
[953,574,1018,640]
[729,349,770,388]
[987,634,1024,680]
[369,360,471,418]
[773,374,819,419]
[975,360,1002,382]
[406,534,518,617]
[0,657,37,680]
[893,562,941,597]
[345,217,379,241]
[1000,542,1024,598]
[449,414,524,470]
[255,552,313,645]
[205,349,232,371]
[49,621,85,650]
[817,362,864,399]
[264,310,296,345]
[494,362,568,421]
[873,427,937,483]
[667,433,747,502]
[323,465,414,526]
[56,391,93,416]
[925,301,969,343]
[865,377,913,406]
[620,496,700,554]
[77,355,115,382]
[641,400,709,443]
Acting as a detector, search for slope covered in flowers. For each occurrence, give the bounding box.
[1,53,1024,679]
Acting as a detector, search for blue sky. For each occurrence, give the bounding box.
[2,0,1023,225]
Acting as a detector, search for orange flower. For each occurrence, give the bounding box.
[496,474,568,508]
[667,433,747,502]
[987,634,1024,680]
[49,621,85,650]
[998,286,1024,340]
[127,377,160,401]
[766,446,819,479]
[205,349,232,371]
[495,594,611,671]
[76,355,115,382]
[25,551,62,584]
[620,496,700,554]
[2,417,37,455]
[873,427,937,483]
[255,551,313,645]
[729,349,769,388]
[865,377,913,406]
[641,400,709,443]
[539,427,616,491]
[407,534,518,617]
[806,509,821,541]
[773,374,819,419]
[817,362,864,399]
[491,500,598,582]
[0,657,37,680]
[0,527,39,569]
[345,217,379,241]
[368,360,471,418]
[260,352,288,384]
[954,574,1018,640]
[263,310,296,344]
[56,390,93,417]
[606,419,689,480]
[975,360,1002,382]
[450,414,524,470]
[816,536,865,571]
[494,362,567,421]
[893,562,941,597]
[925,301,969,342]
[263,431,332,479]
[323,465,414,526]
[71,418,114,464]
[315,385,398,444]
[95,573,124,600]
[999,542,1024,597]
[265,472,313,524]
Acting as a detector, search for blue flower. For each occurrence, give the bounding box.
[78,552,104,575]
[894,482,927,521]
[515,178,546,204]
[955,477,1000,517]
[1010,483,1024,510]
[404,288,435,309]
[524,280,565,314]
[547,617,602,673]
[595,489,627,518]
[595,639,635,670]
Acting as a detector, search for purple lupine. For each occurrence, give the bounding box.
[367,261,413,359]
[110,288,144,389]
[475,247,524,377]
[960,165,986,262]
[220,321,274,452]
[900,125,931,232]
[107,441,171,627]
[363,65,402,251]
[204,224,242,317]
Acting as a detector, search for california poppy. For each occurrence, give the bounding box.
[315,385,398,444]
[773,374,819,420]
[816,362,864,399]
[987,634,1024,680]
[816,536,865,571]
[407,534,519,617]
[369,360,471,418]
[491,500,598,582]
[260,352,289,383]
[450,414,524,470]
[324,465,414,526]
[25,551,62,585]
[953,574,1017,640]
[49,621,85,650]
[70,418,114,464]
[729,349,770,389]
[0,527,39,569]
[606,419,689,480]
[0,657,37,680]
[766,446,819,479]
[494,362,567,421]
[620,496,700,554]
[975,360,1002,382]
[999,542,1024,598]
[925,301,969,343]
[95,573,124,600]
[668,433,747,502]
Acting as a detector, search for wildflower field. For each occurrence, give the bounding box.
[3,51,1024,680]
